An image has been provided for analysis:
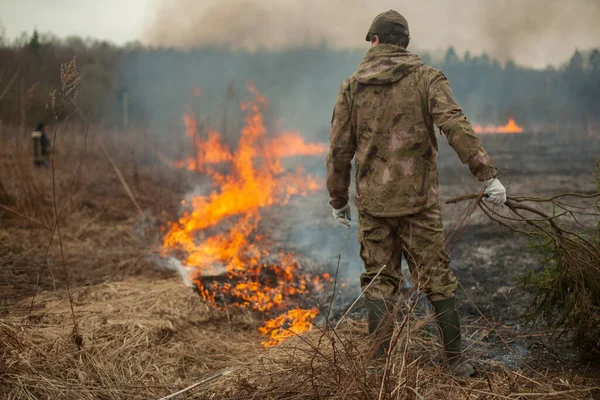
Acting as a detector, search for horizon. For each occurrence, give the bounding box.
[1,0,600,70]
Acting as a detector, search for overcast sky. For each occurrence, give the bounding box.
[2,0,600,69]
[0,0,150,44]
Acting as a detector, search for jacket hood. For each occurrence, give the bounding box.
[354,44,424,85]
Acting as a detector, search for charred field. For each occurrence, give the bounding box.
[1,122,600,399]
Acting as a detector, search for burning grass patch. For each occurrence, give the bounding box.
[159,83,331,347]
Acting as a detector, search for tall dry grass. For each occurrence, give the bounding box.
[0,118,189,308]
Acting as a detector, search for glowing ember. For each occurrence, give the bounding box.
[259,307,319,347]
[473,118,524,134]
[162,83,329,347]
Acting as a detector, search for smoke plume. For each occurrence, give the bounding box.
[145,0,600,68]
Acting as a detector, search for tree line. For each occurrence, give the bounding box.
[1,30,599,137]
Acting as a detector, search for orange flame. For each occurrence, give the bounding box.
[162,83,329,347]
[473,118,524,134]
[172,115,233,172]
[259,307,319,347]
[163,120,327,173]
[265,132,329,158]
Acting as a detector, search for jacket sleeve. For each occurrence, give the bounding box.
[326,79,357,209]
[427,70,496,181]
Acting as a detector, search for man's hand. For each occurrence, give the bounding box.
[332,203,351,229]
[484,178,507,206]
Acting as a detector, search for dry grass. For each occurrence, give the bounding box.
[216,340,598,400]
[0,123,185,304]
[1,124,600,399]
[1,279,263,399]
[2,282,599,400]
[0,122,254,399]
[209,291,600,400]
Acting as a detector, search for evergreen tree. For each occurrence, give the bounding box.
[568,49,584,74]
[0,22,5,46]
[463,50,471,64]
[444,46,460,66]
[28,29,41,54]
[590,49,600,73]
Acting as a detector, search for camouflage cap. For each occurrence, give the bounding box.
[365,10,409,41]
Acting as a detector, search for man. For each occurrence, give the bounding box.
[326,10,506,377]
[32,123,50,167]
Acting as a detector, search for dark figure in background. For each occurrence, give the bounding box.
[32,123,50,167]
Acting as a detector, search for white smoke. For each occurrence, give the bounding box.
[144,0,600,68]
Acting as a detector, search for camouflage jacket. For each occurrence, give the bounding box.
[326,44,497,216]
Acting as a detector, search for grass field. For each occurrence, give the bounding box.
[1,123,599,399]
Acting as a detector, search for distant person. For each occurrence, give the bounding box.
[326,10,506,377]
[32,123,50,167]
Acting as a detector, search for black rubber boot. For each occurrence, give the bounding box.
[431,297,474,377]
[366,299,393,359]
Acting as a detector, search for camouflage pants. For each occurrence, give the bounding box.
[358,203,458,301]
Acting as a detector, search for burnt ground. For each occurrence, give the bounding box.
[445,131,600,374]
[274,129,600,377]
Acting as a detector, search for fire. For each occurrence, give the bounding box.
[163,119,327,174]
[157,119,233,172]
[166,115,233,172]
[473,118,524,134]
[162,83,329,347]
[264,132,328,158]
[259,307,319,347]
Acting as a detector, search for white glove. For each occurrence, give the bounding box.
[484,178,507,206]
[332,203,351,229]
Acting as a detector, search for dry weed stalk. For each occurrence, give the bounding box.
[59,56,81,105]
[30,55,87,348]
